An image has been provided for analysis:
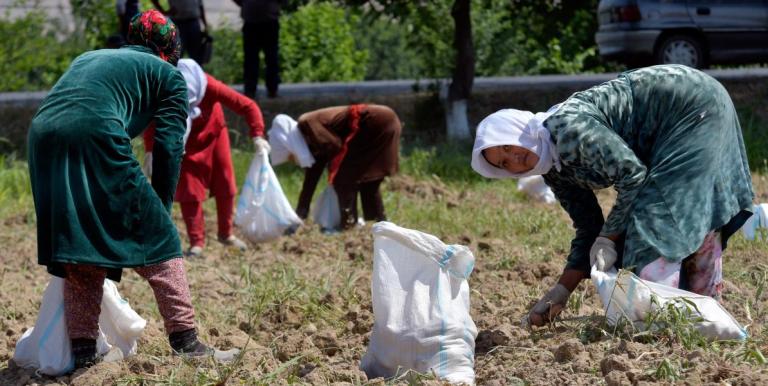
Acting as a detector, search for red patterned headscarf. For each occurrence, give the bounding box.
[127,10,182,65]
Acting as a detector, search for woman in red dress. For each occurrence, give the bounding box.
[145,59,270,257]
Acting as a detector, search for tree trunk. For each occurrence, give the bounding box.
[445,0,475,139]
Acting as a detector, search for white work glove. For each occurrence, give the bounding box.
[253,136,271,155]
[526,283,571,327]
[142,152,152,179]
[590,236,617,272]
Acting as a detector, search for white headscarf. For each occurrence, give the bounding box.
[177,59,207,120]
[268,114,315,168]
[176,59,207,146]
[471,105,562,179]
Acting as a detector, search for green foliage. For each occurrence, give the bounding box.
[280,2,368,82]
[354,15,421,80]
[71,0,119,49]
[204,28,245,85]
[474,0,616,75]
[0,155,32,219]
[0,11,85,91]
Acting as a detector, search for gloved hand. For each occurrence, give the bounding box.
[526,283,571,327]
[590,236,617,271]
[142,152,152,179]
[253,136,271,155]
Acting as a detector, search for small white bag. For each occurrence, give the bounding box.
[591,267,747,341]
[741,203,768,241]
[13,277,146,376]
[235,151,303,243]
[361,222,478,384]
[517,175,556,204]
[311,185,341,231]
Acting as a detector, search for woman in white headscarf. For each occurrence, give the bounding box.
[144,59,270,257]
[472,65,754,326]
[269,105,401,230]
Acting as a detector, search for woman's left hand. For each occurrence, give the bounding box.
[590,236,617,271]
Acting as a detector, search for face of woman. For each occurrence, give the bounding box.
[483,145,539,174]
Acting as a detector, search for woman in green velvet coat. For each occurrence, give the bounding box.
[471,65,754,327]
[27,10,236,369]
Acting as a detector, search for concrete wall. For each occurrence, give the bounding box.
[3,69,768,154]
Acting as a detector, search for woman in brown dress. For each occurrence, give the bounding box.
[269,104,401,229]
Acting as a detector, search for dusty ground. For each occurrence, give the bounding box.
[2,175,768,385]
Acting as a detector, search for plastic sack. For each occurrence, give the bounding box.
[13,277,146,376]
[361,222,478,384]
[517,176,556,204]
[741,203,768,240]
[591,267,747,341]
[235,151,303,242]
[311,185,341,231]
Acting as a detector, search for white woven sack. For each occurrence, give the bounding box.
[592,267,747,341]
[311,185,341,231]
[517,175,556,204]
[235,151,302,243]
[13,277,146,376]
[741,203,768,241]
[361,222,478,384]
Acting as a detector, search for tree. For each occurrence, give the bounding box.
[345,0,475,139]
[445,0,474,139]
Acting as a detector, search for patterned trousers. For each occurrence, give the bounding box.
[63,258,196,339]
[639,231,723,299]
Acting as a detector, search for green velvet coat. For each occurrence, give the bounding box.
[543,65,754,274]
[28,46,188,278]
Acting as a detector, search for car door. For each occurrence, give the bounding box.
[686,0,768,62]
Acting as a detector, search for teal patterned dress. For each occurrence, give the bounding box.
[28,46,189,280]
[543,65,754,274]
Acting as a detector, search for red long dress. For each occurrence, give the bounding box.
[145,74,264,247]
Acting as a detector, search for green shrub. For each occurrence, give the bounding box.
[0,11,85,92]
[205,27,245,85]
[280,3,368,82]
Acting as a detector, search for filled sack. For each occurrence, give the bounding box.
[13,277,146,376]
[361,222,478,384]
[741,203,768,241]
[235,151,303,242]
[311,185,341,231]
[591,267,747,341]
[517,175,556,204]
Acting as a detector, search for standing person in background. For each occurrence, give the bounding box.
[116,0,141,41]
[234,0,283,99]
[27,10,237,369]
[152,0,207,64]
[269,105,401,230]
[144,59,270,258]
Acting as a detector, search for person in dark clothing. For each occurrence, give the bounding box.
[234,0,283,98]
[116,0,141,41]
[152,0,207,64]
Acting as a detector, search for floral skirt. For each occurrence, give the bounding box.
[638,231,723,299]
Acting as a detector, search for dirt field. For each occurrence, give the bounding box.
[2,175,768,385]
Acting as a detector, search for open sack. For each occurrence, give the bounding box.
[591,267,747,341]
[13,277,146,376]
[311,185,341,231]
[361,222,478,385]
[235,151,302,243]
